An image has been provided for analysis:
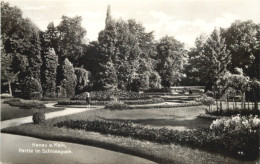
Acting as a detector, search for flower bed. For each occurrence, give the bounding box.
[58,98,164,106]
[105,101,131,110]
[207,108,260,117]
[4,98,46,109]
[72,90,153,101]
[133,102,202,109]
[124,98,164,105]
[54,117,260,160]
[58,100,109,106]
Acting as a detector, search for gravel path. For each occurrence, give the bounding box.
[1,103,97,129]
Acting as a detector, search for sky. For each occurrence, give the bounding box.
[4,0,260,48]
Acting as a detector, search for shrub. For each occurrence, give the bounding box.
[105,101,131,110]
[21,77,43,99]
[55,119,259,160]
[4,98,46,109]
[29,92,43,100]
[60,58,77,98]
[33,112,45,124]
[196,95,215,112]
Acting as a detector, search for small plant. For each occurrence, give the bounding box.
[33,112,45,124]
[196,95,215,113]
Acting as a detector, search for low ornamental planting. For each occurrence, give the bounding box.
[72,90,153,101]
[208,108,260,117]
[58,100,109,105]
[54,115,260,160]
[133,102,202,109]
[58,98,164,106]
[4,98,46,109]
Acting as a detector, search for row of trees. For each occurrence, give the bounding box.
[1,2,260,106]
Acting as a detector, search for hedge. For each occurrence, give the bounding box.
[54,120,259,160]
[4,99,46,109]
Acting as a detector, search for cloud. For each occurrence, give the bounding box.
[22,5,51,10]
[144,11,241,48]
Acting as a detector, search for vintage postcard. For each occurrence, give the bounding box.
[1,0,259,163]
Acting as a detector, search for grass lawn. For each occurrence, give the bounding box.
[44,106,212,130]
[2,105,259,163]
[1,99,64,121]
[2,123,244,164]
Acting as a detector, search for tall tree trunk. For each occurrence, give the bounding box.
[8,82,12,96]
[235,93,237,109]
[243,92,246,110]
[220,99,223,112]
[254,88,259,111]
[227,94,229,110]
[241,92,244,110]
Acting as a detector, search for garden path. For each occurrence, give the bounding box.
[1,103,98,129]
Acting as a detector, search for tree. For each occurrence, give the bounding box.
[156,36,187,87]
[74,68,90,94]
[56,16,86,65]
[222,20,260,109]
[60,58,77,97]
[149,71,162,89]
[41,48,58,98]
[1,2,43,91]
[94,6,118,90]
[183,34,208,86]
[217,68,251,110]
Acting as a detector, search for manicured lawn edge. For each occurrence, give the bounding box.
[1,124,242,164]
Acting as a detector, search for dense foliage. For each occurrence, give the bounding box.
[1,1,259,111]
[59,58,77,97]
[33,112,45,124]
[55,119,259,160]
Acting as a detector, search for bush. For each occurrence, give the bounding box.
[4,98,46,109]
[29,92,43,100]
[60,58,77,98]
[33,112,45,124]
[105,101,131,110]
[54,119,259,160]
[21,77,43,99]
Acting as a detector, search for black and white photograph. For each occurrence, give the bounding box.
[1,0,260,163]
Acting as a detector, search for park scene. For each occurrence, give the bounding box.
[1,0,260,163]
